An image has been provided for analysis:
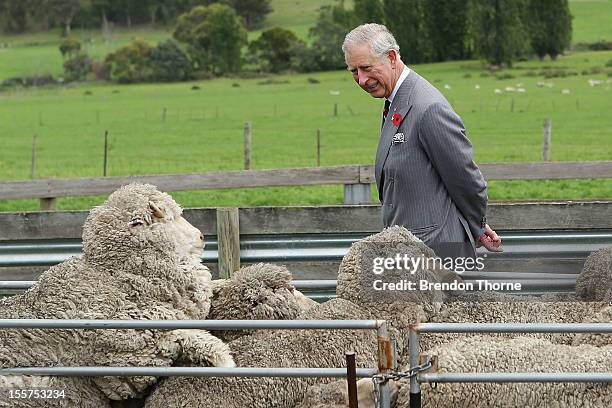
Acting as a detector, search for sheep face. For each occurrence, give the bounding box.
[82,183,205,274]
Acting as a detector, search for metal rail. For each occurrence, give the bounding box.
[0,366,377,378]
[0,319,383,330]
[0,318,395,408]
[1,230,610,266]
[407,322,612,408]
[419,373,612,383]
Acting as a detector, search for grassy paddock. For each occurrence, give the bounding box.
[1,50,610,211]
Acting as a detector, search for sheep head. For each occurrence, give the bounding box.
[82,183,205,275]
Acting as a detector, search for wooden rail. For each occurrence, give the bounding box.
[0,161,610,210]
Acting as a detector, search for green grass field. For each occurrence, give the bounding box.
[1,50,610,211]
[569,0,612,43]
[0,0,610,212]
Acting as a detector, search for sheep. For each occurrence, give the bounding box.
[573,303,612,347]
[0,183,233,407]
[576,246,612,302]
[395,335,612,408]
[144,298,380,408]
[295,378,399,408]
[207,262,317,341]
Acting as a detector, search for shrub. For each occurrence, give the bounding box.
[307,77,320,84]
[59,37,81,59]
[248,27,304,73]
[91,60,110,80]
[149,40,193,82]
[1,75,56,88]
[606,59,612,68]
[105,39,153,83]
[63,52,92,82]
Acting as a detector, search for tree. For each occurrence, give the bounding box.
[527,0,572,60]
[0,0,30,33]
[173,4,247,74]
[423,0,471,61]
[383,0,433,64]
[304,11,348,71]
[248,27,303,72]
[468,0,530,66]
[353,0,383,24]
[226,0,272,30]
[48,0,86,35]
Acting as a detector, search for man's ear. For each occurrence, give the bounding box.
[388,49,398,66]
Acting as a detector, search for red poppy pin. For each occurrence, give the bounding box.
[392,113,402,126]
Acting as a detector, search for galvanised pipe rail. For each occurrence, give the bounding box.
[0,367,378,378]
[0,278,577,292]
[0,319,383,330]
[419,373,612,383]
[408,322,612,408]
[1,230,610,266]
[416,322,612,333]
[0,318,394,408]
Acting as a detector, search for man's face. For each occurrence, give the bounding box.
[345,43,397,99]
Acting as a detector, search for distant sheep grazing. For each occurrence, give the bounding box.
[0,184,233,407]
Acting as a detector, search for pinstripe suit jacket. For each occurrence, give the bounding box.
[375,70,487,258]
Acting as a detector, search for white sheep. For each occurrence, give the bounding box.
[576,246,612,302]
[296,378,399,408]
[207,262,317,341]
[395,336,612,408]
[0,184,233,407]
[144,298,380,408]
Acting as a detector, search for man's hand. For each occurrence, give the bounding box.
[477,224,503,252]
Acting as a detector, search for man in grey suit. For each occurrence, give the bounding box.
[342,23,502,259]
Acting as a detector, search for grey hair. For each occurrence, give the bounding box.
[342,23,400,61]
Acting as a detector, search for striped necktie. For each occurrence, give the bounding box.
[382,99,391,127]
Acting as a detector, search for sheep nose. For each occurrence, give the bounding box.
[199,233,204,242]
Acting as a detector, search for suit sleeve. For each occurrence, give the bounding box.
[417,102,488,239]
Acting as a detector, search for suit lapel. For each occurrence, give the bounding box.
[375,71,420,188]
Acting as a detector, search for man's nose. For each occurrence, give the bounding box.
[357,70,368,86]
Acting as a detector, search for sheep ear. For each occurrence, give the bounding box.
[128,217,145,227]
[149,201,165,219]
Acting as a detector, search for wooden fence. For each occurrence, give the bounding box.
[0,161,611,210]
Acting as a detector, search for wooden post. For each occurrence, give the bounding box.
[346,352,358,408]
[333,103,338,117]
[103,130,109,176]
[244,122,252,170]
[316,129,321,167]
[510,96,514,113]
[30,134,37,179]
[40,198,56,211]
[216,208,240,279]
[542,118,552,162]
[162,107,167,122]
